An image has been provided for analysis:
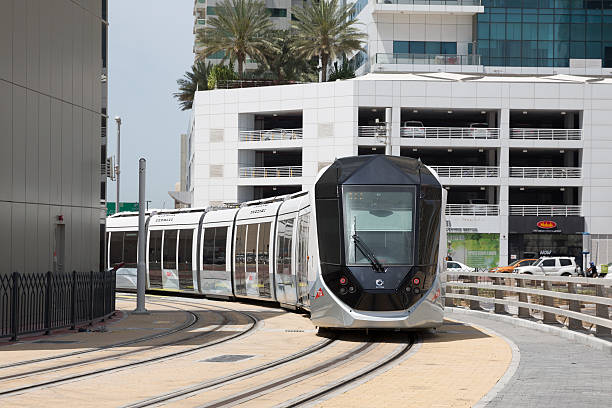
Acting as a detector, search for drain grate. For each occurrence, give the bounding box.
[33,340,80,344]
[202,354,255,363]
[285,329,304,333]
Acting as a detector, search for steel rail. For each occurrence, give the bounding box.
[279,336,416,408]
[123,337,337,408]
[0,299,197,371]
[198,340,377,408]
[0,303,260,398]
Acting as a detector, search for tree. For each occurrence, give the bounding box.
[196,0,274,78]
[173,61,213,111]
[328,59,355,81]
[207,63,239,89]
[253,30,319,82]
[291,0,366,82]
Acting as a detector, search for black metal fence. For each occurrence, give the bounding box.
[0,270,116,341]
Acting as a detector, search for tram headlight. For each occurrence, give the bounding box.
[348,286,356,294]
[339,286,348,295]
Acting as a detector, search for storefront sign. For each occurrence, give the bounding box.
[509,216,584,234]
[537,220,557,230]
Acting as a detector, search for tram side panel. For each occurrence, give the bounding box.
[273,213,298,307]
[199,223,233,297]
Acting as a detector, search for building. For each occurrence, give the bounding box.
[185,1,612,268]
[0,0,108,273]
[351,0,612,76]
[188,73,612,268]
[193,0,308,70]
[169,134,192,208]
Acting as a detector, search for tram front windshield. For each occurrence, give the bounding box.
[342,185,415,266]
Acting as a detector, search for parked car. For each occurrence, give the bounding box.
[469,122,490,138]
[490,258,537,273]
[514,257,579,276]
[402,120,425,137]
[446,260,475,273]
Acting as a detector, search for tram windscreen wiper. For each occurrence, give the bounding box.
[352,233,385,273]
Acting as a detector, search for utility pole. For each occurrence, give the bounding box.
[115,116,122,214]
[134,158,148,314]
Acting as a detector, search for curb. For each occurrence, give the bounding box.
[445,307,612,355]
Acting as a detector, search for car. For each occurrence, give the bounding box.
[446,260,475,273]
[469,122,490,139]
[402,120,426,137]
[490,258,537,273]
[514,257,579,276]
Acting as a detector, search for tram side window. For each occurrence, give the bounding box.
[214,227,227,271]
[276,219,294,275]
[109,232,123,266]
[258,223,271,274]
[178,230,193,271]
[235,225,247,272]
[246,224,258,273]
[203,228,215,271]
[163,230,178,269]
[123,232,138,268]
[149,231,162,268]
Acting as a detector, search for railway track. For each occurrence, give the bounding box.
[0,298,261,398]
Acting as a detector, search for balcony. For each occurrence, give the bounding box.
[510,128,582,141]
[239,166,302,178]
[239,128,303,142]
[509,205,581,217]
[509,167,582,179]
[373,0,484,15]
[375,53,482,67]
[400,126,499,139]
[431,166,499,178]
[446,204,499,216]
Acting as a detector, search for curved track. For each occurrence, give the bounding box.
[0,298,260,398]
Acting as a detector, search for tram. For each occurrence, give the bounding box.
[107,155,446,329]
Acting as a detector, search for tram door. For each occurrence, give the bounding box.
[148,230,162,288]
[162,229,179,289]
[274,217,297,305]
[177,229,194,291]
[296,212,310,307]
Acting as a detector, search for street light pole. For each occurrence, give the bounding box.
[115,116,121,213]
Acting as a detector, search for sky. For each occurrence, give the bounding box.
[107,1,195,209]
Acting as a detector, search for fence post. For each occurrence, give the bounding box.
[595,284,611,337]
[567,281,583,330]
[44,271,52,335]
[89,270,94,325]
[10,272,19,342]
[469,275,482,311]
[70,270,77,330]
[494,276,506,314]
[101,270,106,319]
[542,280,557,324]
[516,278,530,318]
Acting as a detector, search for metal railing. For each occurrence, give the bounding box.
[0,270,116,341]
[215,80,306,89]
[376,0,482,4]
[509,205,581,216]
[431,166,499,178]
[509,167,582,179]
[400,127,499,139]
[444,271,611,337]
[376,53,481,66]
[358,125,389,138]
[239,166,303,178]
[510,128,582,141]
[445,204,499,216]
[239,128,303,142]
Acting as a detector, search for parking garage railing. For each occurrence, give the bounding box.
[376,0,482,5]
[510,128,582,140]
[239,166,303,178]
[508,205,581,216]
[431,166,499,178]
[358,125,389,138]
[239,129,303,142]
[445,204,499,216]
[509,167,582,179]
[443,271,612,337]
[400,127,500,139]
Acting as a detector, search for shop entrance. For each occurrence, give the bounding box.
[509,234,583,268]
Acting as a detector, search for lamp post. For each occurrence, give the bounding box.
[115,116,121,214]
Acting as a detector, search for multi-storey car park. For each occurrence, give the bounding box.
[183,1,612,269]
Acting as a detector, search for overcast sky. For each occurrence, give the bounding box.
[107,1,194,209]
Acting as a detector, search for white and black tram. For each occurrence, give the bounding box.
[107,155,446,329]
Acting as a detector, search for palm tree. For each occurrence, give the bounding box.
[173,61,212,111]
[292,0,366,82]
[196,0,274,78]
[253,30,319,82]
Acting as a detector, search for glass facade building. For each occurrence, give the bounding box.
[477,0,612,67]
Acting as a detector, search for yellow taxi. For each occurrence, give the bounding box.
[490,259,538,273]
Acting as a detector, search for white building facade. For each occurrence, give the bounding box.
[189,73,612,268]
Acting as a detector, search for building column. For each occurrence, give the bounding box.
[499,108,510,265]
[391,105,401,156]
